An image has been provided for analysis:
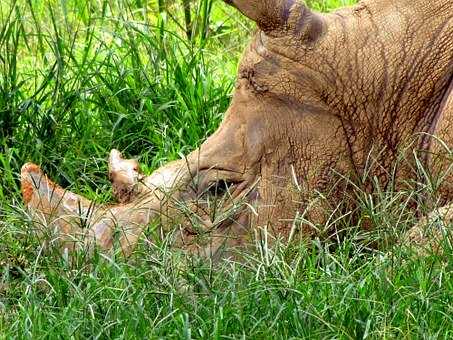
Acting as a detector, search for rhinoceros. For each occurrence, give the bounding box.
[21,0,452,257]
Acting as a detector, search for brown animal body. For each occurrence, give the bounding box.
[21,0,453,257]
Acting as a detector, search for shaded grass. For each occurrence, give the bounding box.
[1,0,453,338]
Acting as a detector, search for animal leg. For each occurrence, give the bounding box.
[405,204,453,254]
[21,163,161,256]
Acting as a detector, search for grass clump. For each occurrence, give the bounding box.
[1,0,452,338]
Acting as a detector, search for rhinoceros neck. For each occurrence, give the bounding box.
[421,72,453,151]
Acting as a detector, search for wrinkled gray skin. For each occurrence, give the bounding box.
[21,0,452,257]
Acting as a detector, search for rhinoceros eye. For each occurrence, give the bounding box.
[207,179,236,197]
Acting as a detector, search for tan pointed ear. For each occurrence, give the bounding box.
[224,0,325,38]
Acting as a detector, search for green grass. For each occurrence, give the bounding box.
[1,0,453,338]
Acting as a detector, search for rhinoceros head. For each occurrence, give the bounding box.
[21,0,453,256]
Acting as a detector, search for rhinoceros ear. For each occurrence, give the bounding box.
[224,0,290,30]
[224,0,324,37]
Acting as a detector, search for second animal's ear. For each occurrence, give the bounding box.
[224,0,325,39]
